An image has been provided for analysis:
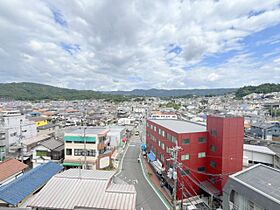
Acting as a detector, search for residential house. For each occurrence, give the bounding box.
[0,158,28,186]
[0,162,62,207]
[243,144,276,167]
[32,138,64,167]
[223,164,280,210]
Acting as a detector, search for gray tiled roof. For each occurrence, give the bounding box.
[40,138,64,151]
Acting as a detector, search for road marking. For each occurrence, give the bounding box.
[114,142,129,177]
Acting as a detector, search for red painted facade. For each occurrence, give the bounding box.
[146,115,244,199]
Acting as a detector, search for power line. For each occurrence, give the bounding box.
[178,168,211,210]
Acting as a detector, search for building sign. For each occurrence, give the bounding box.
[99,156,110,169]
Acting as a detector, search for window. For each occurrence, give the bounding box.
[161,142,165,150]
[167,133,172,141]
[210,160,216,168]
[154,126,157,132]
[171,136,177,143]
[162,130,165,137]
[180,169,189,176]
[87,149,96,157]
[0,146,5,152]
[181,154,190,160]
[160,154,164,162]
[197,167,205,172]
[158,140,161,147]
[36,150,49,157]
[66,149,72,155]
[158,128,161,135]
[198,152,206,158]
[182,138,190,144]
[74,149,83,156]
[166,147,171,154]
[210,145,216,152]
[211,129,217,137]
[198,137,206,143]
[166,161,171,169]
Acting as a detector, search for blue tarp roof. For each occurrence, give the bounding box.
[0,161,63,206]
[147,151,156,162]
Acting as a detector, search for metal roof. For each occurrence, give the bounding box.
[232,164,280,204]
[149,119,206,133]
[66,127,109,135]
[244,144,276,155]
[28,169,136,210]
[0,162,63,206]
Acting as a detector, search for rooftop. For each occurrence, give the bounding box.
[0,158,28,182]
[28,169,136,210]
[244,144,276,155]
[0,162,63,206]
[232,164,280,203]
[65,127,109,136]
[149,119,206,133]
[39,138,64,151]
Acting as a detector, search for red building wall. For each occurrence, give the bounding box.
[206,116,244,190]
[146,115,244,199]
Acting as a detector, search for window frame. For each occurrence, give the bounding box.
[198,152,206,158]
[182,138,190,144]
[181,153,190,161]
[198,137,206,143]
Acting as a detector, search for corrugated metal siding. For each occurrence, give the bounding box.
[0,162,63,206]
[29,169,136,210]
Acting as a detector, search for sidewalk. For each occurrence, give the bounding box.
[142,157,173,204]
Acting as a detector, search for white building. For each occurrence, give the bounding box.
[0,110,37,152]
[107,126,126,148]
[150,111,177,120]
[243,144,276,167]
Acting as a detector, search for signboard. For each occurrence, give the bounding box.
[99,156,110,169]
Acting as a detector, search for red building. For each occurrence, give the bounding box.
[146,115,244,200]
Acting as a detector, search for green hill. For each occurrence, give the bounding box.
[235,83,280,99]
[0,82,129,101]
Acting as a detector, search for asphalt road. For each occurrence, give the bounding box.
[117,135,168,210]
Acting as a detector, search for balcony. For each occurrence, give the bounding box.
[97,142,105,150]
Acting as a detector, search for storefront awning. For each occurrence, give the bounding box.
[151,161,164,174]
[63,162,81,167]
[147,151,156,162]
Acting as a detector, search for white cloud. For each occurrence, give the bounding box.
[0,0,279,90]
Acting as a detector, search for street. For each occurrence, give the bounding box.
[116,135,169,210]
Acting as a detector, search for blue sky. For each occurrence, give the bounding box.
[0,0,279,90]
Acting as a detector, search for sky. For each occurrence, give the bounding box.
[0,0,280,91]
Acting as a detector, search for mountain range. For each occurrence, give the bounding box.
[0,82,278,100]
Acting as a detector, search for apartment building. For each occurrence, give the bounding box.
[0,110,37,155]
[63,127,109,169]
[146,115,244,200]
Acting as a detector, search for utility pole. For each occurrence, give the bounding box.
[19,119,24,162]
[83,127,87,169]
[170,141,181,210]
